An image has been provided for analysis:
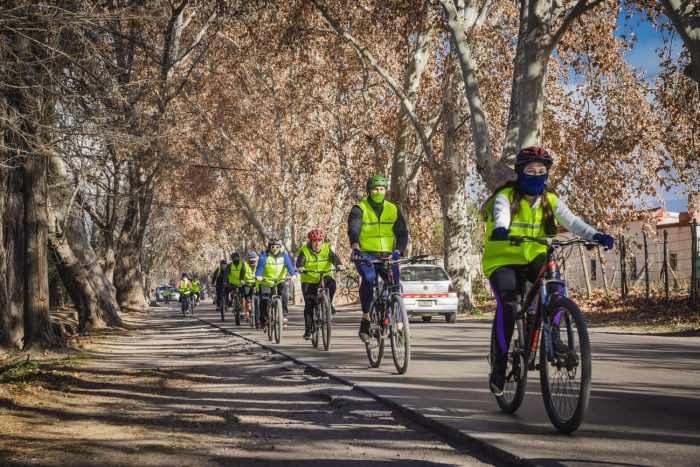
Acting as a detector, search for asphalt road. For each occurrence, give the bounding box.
[168,299,700,467]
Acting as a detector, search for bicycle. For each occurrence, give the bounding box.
[301,268,336,351]
[180,292,192,316]
[488,235,596,434]
[189,292,197,316]
[355,255,427,374]
[230,285,243,326]
[263,279,285,344]
[244,282,259,329]
[220,285,228,321]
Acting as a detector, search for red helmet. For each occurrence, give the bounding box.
[307,228,325,241]
[515,147,554,171]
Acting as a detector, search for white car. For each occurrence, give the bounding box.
[400,263,458,323]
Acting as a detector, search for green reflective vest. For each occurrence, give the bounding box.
[358,198,397,253]
[178,279,191,294]
[300,242,331,284]
[482,187,559,278]
[260,253,286,287]
[227,261,244,286]
[191,279,201,293]
[243,261,256,284]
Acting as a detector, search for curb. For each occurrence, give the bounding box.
[195,315,533,467]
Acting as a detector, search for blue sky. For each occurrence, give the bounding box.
[616,10,689,213]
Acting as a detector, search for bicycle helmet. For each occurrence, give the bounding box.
[181,273,188,279]
[366,175,389,192]
[230,251,240,259]
[247,251,258,260]
[192,272,199,279]
[267,237,282,247]
[307,228,325,241]
[514,147,554,172]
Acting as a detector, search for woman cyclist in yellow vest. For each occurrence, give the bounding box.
[296,228,346,340]
[242,252,259,322]
[254,238,297,329]
[348,175,409,343]
[224,251,246,310]
[482,147,614,396]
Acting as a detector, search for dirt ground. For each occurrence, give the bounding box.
[0,309,493,467]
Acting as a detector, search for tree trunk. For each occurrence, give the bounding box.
[1,169,26,349]
[661,0,700,93]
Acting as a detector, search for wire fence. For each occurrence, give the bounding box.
[557,219,699,305]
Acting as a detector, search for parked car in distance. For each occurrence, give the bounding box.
[155,285,179,302]
[400,263,458,323]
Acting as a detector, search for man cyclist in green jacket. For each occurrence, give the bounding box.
[255,238,297,329]
[224,251,246,312]
[242,252,259,323]
[348,175,409,343]
[296,228,345,340]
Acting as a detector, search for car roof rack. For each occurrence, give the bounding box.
[409,255,438,265]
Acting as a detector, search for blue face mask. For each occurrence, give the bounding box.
[517,172,548,195]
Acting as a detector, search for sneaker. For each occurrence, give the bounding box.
[552,325,569,356]
[283,316,288,326]
[358,319,371,343]
[303,331,312,340]
[259,320,266,330]
[489,355,506,396]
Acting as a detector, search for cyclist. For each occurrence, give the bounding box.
[177,273,192,309]
[482,146,614,396]
[191,273,201,306]
[242,251,259,323]
[296,228,346,340]
[348,175,409,343]
[163,287,172,304]
[224,251,246,313]
[211,259,227,311]
[255,238,296,329]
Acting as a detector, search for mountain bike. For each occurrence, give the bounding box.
[230,285,243,326]
[244,282,259,329]
[489,236,596,434]
[264,280,286,344]
[302,268,336,351]
[180,292,191,316]
[355,255,428,374]
[220,285,229,321]
[189,292,197,316]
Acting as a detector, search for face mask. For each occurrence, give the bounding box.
[270,246,281,254]
[517,172,548,195]
[370,191,385,204]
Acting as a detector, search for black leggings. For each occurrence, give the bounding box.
[489,255,546,363]
[301,277,337,332]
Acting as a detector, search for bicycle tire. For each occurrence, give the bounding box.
[320,294,331,351]
[311,305,319,348]
[251,295,259,328]
[539,295,591,434]
[190,295,196,316]
[234,293,241,326]
[221,292,227,321]
[491,319,528,413]
[365,301,384,368]
[181,296,187,316]
[267,303,273,341]
[274,298,283,344]
[389,295,410,374]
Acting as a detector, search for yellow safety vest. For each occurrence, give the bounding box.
[482,187,558,278]
[227,262,244,286]
[178,279,191,294]
[300,242,331,284]
[357,198,397,253]
[260,253,286,287]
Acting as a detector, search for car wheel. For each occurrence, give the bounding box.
[445,313,457,323]
[421,316,432,322]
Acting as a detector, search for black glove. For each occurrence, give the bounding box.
[490,227,510,241]
[351,248,362,260]
[593,233,614,250]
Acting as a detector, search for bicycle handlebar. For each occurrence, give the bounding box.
[298,267,338,275]
[353,254,431,266]
[508,235,601,249]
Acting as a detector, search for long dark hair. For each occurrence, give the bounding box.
[481,181,557,236]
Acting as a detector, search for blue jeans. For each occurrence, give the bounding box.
[354,252,400,313]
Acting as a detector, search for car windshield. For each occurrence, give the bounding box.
[401,266,449,282]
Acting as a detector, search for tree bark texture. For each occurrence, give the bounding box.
[661,0,700,93]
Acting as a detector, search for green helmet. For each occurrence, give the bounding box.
[366,175,389,192]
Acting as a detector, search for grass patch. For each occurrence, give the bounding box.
[62,354,83,369]
[0,359,40,384]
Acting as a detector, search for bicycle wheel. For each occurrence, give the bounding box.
[389,295,410,374]
[234,293,241,326]
[320,294,331,351]
[251,295,259,328]
[273,298,283,344]
[491,320,528,413]
[539,296,591,434]
[220,292,227,321]
[311,306,319,348]
[266,304,273,341]
[181,296,187,316]
[365,302,384,368]
[190,295,196,316]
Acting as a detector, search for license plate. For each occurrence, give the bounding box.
[418,301,434,307]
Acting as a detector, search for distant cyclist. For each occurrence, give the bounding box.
[255,238,296,329]
[348,175,409,343]
[224,251,245,310]
[211,259,227,311]
[191,273,201,305]
[482,146,614,396]
[242,251,259,323]
[296,228,345,340]
[177,273,192,304]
